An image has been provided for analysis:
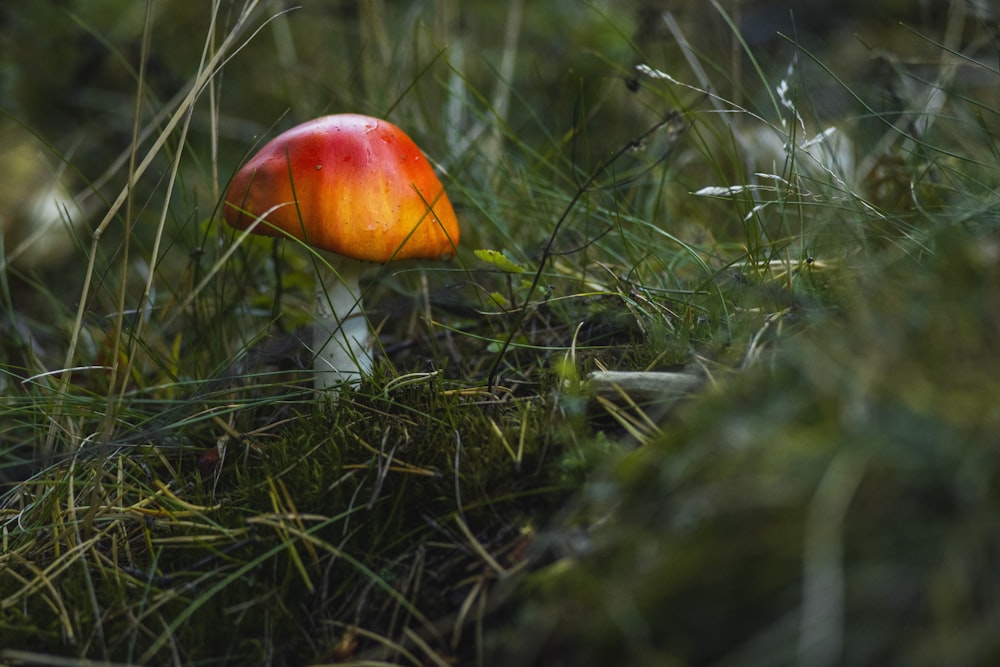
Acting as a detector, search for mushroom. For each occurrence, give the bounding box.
[224,114,460,393]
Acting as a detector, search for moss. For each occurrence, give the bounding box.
[489,228,1000,666]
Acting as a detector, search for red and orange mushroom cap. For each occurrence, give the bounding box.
[224,114,459,263]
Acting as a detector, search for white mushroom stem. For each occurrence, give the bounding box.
[313,252,372,392]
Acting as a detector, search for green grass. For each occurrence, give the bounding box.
[2,1,1000,664]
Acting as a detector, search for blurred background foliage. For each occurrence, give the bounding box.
[3,0,990,249]
[4,0,994,368]
[2,0,993,269]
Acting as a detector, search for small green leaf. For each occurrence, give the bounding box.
[487,334,528,353]
[487,291,511,308]
[475,248,527,273]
